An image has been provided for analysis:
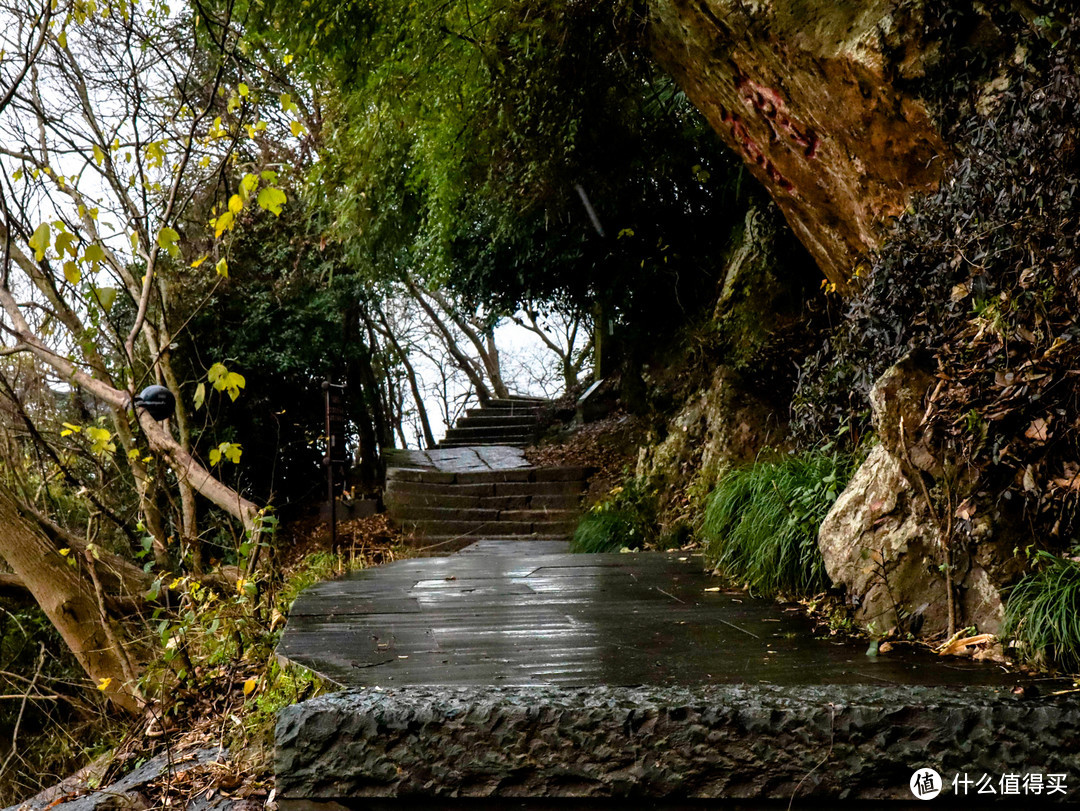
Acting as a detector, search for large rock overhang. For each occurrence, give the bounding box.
[648,0,949,287]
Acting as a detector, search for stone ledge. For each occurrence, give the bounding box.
[275,685,1080,803]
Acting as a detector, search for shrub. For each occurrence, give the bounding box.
[700,449,856,597]
[1003,551,1080,673]
[571,477,657,553]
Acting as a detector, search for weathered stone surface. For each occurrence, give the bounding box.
[819,356,1014,635]
[649,0,949,285]
[276,685,1080,802]
[639,365,784,497]
[819,444,955,634]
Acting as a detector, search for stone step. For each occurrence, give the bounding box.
[386,466,589,486]
[384,491,582,511]
[454,414,538,429]
[397,518,579,537]
[440,425,537,438]
[390,506,580,523]
[437,438,530,448]
[465,403,544,417]
[386,478,586,499]
[404,533,573,554]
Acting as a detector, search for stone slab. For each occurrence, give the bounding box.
[275,685,1080,803]
[382,446,530,473]
[278,552,1037,690]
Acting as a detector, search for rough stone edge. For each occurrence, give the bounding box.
[275,685,1080,802]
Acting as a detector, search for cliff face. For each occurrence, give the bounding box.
[648,0,947,285]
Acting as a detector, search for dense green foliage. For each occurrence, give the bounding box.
[258,0,746,346]
[571,477,657,553]
[179,197,397,507]
[700,450,856,598]
[1003,551,1080,672]
[794,9,1080,540]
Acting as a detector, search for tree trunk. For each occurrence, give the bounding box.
[0,484,142,714]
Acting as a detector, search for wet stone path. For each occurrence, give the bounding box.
[278,541,1028,690]
[275,540,1080,807]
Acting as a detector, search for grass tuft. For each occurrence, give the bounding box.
[571,477,656,553]
[1003,551,1080,673]
[700,449,855,597]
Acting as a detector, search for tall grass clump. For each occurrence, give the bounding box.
[1003,551,1080,672]
[701,449,855,597]
[572,477,657,553]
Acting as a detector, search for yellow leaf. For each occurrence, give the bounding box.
[242,677,257,696]
[59,548,70,557]
[223,372,245,401]
[57,30,67,48]
[207,362,228,386]
[213,210,234,238]
[92,143,105,166]
[238,82,249,97]
[127,448,140,460]
[215,257,228,277]
[54,231,74,258]
[236,577,247,595]
[228,194,243,215]
[209,447,222,466]
[193,382,206,410]
[63,260,81,285]
[190,254,208,268]
[97,677,112,691]
[290,120,305,138]
[28,223,50,261]
[156,226,180,258]
[256,187,286,216]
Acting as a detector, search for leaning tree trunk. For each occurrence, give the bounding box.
[0,484,143,714]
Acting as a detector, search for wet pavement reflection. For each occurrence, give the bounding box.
[279,544,1034,689]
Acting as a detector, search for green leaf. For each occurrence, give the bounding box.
[28,223,50,261]
[156,226,180,258]
[256,186,286,216]
[55,231,75,259]
[94,286,117,312]
[83,243,106,267]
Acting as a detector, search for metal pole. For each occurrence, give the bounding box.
[323,380,336,551]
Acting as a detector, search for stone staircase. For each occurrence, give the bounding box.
[385,465,588,550]
[437,396,547,448]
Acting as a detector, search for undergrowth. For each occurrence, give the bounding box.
[700,449,857,597]
[1003,551,1080,673]
[571,476,657,553]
